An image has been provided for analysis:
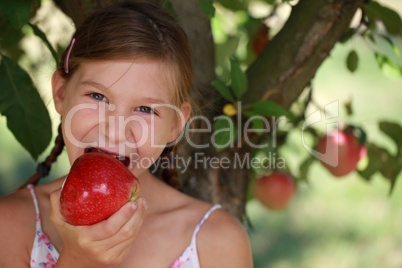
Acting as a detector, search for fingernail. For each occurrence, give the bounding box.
[142,199,148,210]
[131,202,137,210]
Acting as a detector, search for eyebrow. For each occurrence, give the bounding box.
[81,80,108,90]
[80,80,168,104]
[141,97,169,105]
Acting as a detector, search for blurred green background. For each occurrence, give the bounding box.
[245,2,402,265]
[1,1,402,267]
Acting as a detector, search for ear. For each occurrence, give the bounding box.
[52,70,66,115]
[168,101,191,143]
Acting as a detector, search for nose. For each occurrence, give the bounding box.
[99,105,133,148]
[99,106,150,150]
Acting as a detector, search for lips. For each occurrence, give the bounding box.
[84,147,130,167]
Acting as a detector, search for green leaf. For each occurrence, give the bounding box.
[346,50,358,73]
[251,100,290,118]
[214,0,245,11]
[211,79,234,102]
[246,115,266,135]
[0,55,52,160]
[0,0,31,29]
[375,53,387,68]
[243,110,256,117]
[379,121,402,155]
[213,116,237,151]
[0,18,25,59]
[215,35,240,69]
[374,53,402,77]
[299,156,314,183]
[243,110,270,135]
[378,34,401,57]
[377,149,401,195]
[250,117,265,135]
[378,151,400,178]
[161,0,179,20]
[230,59,248,99]
[364,1,402,36]
[27,22,59,65]
[357,143,381,181]
[198,0,215,19]
[358,143,401,194]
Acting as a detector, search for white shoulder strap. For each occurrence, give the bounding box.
[190,204,221,242]
[27,184,42,231]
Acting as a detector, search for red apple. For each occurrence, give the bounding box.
[254,172,296,211]
[60,152,140,226]
[317,130,366,177]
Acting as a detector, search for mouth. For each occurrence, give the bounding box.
[85,147,130,167]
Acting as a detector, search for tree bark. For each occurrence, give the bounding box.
[54,0,126,26]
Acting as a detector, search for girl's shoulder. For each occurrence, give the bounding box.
[195,203,253,267]
[0,179,63,238]
[0,185,37,228]
[164,190,253,267]
[0,179,62,233]
[0,186,37,266]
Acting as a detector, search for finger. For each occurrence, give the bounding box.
[121,197,147,232]
[91,199,139,240]
[103,197,147,248]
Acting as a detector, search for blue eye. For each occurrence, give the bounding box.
[136,106,154,114]
[90,93,108,102]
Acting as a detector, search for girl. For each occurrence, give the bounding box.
[0,2,253,268]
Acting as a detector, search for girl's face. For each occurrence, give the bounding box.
[52,60,190,177]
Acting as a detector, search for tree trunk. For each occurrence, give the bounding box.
[53,0,366,220]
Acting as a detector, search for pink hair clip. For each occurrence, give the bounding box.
[64,38,76,74]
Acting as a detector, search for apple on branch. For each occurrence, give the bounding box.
[254,172,296,211]
[317,128,366,177]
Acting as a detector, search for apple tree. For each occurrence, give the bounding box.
[0,0,401,219]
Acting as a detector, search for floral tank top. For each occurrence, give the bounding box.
[27,184,221,268]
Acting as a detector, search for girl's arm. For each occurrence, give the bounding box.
[50,188,147,268]
[198,209,254,268]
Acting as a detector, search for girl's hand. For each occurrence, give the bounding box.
[50,188,147,268]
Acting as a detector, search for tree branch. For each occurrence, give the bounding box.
[245,0,366,108]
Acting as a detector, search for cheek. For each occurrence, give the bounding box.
[127,116,172,147]
[128,118,172,167]
[150,117,175,145]
[61,106,104,160]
